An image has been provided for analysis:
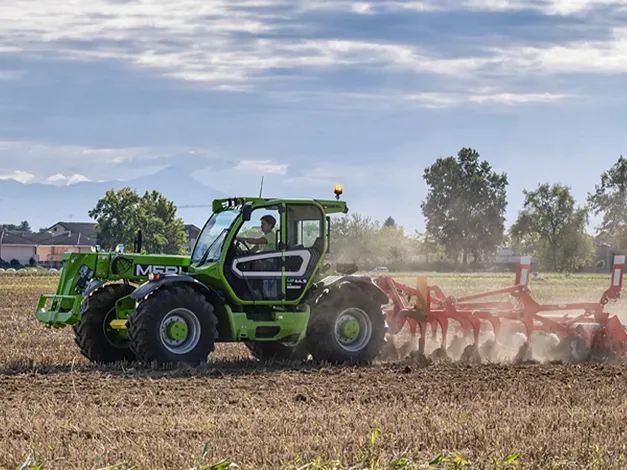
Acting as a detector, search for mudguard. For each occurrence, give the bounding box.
[318,274,390,305]
[131,274,215,300]
[83,279,107,298]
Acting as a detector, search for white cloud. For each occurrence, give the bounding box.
[0,0,623,108]
[0,170,35,183]
[351,2,375,14]
[1,0,621,84]
[492,27,627,74]
[44,173,92,185]
[234,160,289,175]
[302,0,626,15]
[405,91,570,107]
[272,89,571,110]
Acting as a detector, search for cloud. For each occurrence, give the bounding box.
[234,159,289,175]
[44,173,92,185]
[1,0,623,101]
[491,27,627,74]
[0,170,35,183]
[406,91,570,107]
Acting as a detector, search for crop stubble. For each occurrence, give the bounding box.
[1,274,627,469]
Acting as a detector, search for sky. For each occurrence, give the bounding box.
[0,0,626,233]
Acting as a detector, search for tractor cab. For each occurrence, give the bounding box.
[189,191,348,305]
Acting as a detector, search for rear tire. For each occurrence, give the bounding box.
[73,283,135,364]
[128,285,218,365]
[306,283,388,364]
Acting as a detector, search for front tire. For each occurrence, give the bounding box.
[306,283,387,364]
[73,283,135,363]
[128,285,218,365]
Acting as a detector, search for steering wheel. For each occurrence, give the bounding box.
[234,239,252,257]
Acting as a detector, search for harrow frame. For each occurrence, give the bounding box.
[376,256,627,362]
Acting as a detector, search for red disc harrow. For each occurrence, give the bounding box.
[375,256,627,364]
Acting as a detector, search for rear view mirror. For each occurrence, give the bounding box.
[242,203,253,222]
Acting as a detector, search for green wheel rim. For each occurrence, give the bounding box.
[334,307,373,352]
[159,308,201,354]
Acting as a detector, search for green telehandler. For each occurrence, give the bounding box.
[35,187,390,365]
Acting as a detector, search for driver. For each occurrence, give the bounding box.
[236,215,276,253]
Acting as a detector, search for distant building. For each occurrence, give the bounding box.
[1,220,200,266]
[36,231,98,269]
[45,222,99,239]
[494,247,535,265]
[0,231,38,266]
[10,221,100,268]
[184,224,201,254]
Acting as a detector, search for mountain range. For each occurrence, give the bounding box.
[0,167,227,230]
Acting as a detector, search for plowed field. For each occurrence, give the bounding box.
[2,273,627,469]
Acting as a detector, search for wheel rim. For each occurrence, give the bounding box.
[159,308,201,354]
[102,307,129,349]
[334,307,372,352]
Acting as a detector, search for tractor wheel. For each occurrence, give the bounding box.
[73,283,135,363]
[127,285,218,365]
[245,341,309,362]
[305,283,388,364]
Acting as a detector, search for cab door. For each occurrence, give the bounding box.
[225,203,286,303]
[283,203,326,302]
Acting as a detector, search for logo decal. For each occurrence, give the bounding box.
[134,264,187,277]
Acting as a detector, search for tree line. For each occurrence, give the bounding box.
[332,149,627,273]
[4,148,626,273]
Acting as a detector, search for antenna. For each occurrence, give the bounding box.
[259,176,264,197]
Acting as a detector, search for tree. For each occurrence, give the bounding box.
[383,217,396,228]
[510,183,594,272]
[89,187,187,255]
[587,155,627,251]
[421,147,508,264]
[138,190,188,255]
[330,213,381,267]
[0,221,31,232]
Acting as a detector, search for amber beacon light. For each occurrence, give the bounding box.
[334,184,343,200]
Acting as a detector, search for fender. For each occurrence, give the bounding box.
[131,274,217,301]
[82,279,107,298]
[318,275,390,305]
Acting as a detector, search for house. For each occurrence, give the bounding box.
[46,222,98,239]
[9,221,100,268]
[0,231,38,266]
[184,224,201,254]
[36,231,98,269]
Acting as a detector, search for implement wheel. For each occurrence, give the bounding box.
[128,285,218,365]
[306,283,388,364]
[73,283,135,363]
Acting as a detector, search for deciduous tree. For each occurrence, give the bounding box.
[421,147,508,264]
[89,187,187,255]
[587,155,627,251]
[510,183,594,272]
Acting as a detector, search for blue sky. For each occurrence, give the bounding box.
[0,0,626,233]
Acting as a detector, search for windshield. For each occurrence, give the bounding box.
[191,209,240,264]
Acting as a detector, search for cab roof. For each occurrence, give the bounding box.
[212,197,349,215]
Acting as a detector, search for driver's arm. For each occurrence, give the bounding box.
[237,236,268,246]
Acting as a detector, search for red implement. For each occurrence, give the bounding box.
[376,256,627,363]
